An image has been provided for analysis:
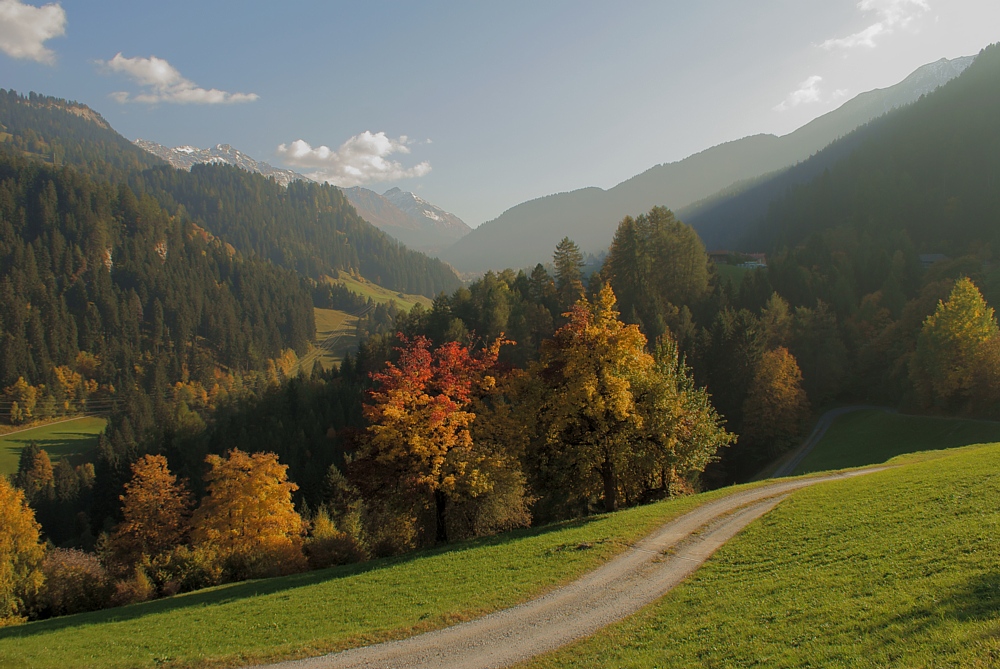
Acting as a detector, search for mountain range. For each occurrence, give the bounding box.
[133,140,470,254]
[340,186,471,254]
[440,55,975,272]
[134,139,309,187]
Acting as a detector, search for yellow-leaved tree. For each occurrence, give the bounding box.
[109,454,193,572]
[190,449,305,579]
[532,285,652,513]
[0,476,46,625]
[911,277,999,411]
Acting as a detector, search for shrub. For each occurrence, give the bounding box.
[34,548,111,617]
[110,567,155,607]
[304,509,366,569]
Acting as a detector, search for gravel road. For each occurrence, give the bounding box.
[258,467,885,669]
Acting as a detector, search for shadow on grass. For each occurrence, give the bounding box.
[880,571,1000,646]
[0,513,604,641]
[1,433,102,464]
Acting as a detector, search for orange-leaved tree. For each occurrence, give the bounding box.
[361,334,506,544]
[0,475,46,625]
[109,454,193,571]
[190,449,305,579]
[741,347,810,461]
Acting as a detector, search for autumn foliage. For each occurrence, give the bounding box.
[0,476,45,625]
[359,334,508,544]
[108,455,193,571]
[191,449,306,578]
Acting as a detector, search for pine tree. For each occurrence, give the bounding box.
[553,237,585,309]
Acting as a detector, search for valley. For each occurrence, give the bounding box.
[2,5,1000,667]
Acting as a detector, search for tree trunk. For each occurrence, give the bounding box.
[434,489,448,544]
[601,457,617,513]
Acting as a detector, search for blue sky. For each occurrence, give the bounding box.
[2,1,998,226]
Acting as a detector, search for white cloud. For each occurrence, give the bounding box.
[774,75,824,111]
[277,132,432,187]
[0,0,66,65]
[100,53,259,105]
[821,0,929,50]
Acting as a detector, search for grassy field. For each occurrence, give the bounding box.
[0,416,107,475]
[329,271,434,312]
[523,442,1000,668]
[292,308,359,376]
[0,481,773,669]
[713,263,751,286]
[793,409,1000,474]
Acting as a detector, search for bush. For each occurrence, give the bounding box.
[148,546,222,595]
[220,542,308,582]
[110,567,155,607]
[304,509,366,569]
[34,548,111,617]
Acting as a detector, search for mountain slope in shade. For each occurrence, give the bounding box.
[340,186,471,254]
[134,140,310,187]
[440,55,975,273]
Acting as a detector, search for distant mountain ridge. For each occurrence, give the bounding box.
[440,55,975,273]
[133,140,471,254]
[134,139,310,187]
[340,186,471,254]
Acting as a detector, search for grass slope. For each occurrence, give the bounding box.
[523,443,1000,668]
[330,271,433,311]
[0,483,766,669]
[794,410,1000,474]
[0,416,107,475]
[293,308,358,376]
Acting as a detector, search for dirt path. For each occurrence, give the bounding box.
[768,405,894,479]
[258,467,886,669]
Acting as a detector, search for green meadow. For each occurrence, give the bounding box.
[793,409,1000,474]
[0,416,107,475]
[0,482,762,669]
[523,442,1000,668]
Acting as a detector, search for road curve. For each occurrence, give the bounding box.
[771,406,894,478]
[257,467,887,669]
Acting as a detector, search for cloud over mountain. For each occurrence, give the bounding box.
[0,0,66,64]
[276,131,431,187]
[774,75,847,112]
[100,53,259,104]
[821,0,929,50]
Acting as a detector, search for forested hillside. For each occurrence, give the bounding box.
[0,89,461,298]
[441,55,972,272]
[135,164,462,296]
[0,90,164,182]
[0,149,315,393]
[691,44,1000,254]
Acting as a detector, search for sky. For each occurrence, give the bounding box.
[1,1,998,227]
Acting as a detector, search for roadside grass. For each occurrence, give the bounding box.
[0,416,106,475]
[0,480,771,669]
[793,409,1000,474]
[328,271,433,311]
[522,442,1000,669]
